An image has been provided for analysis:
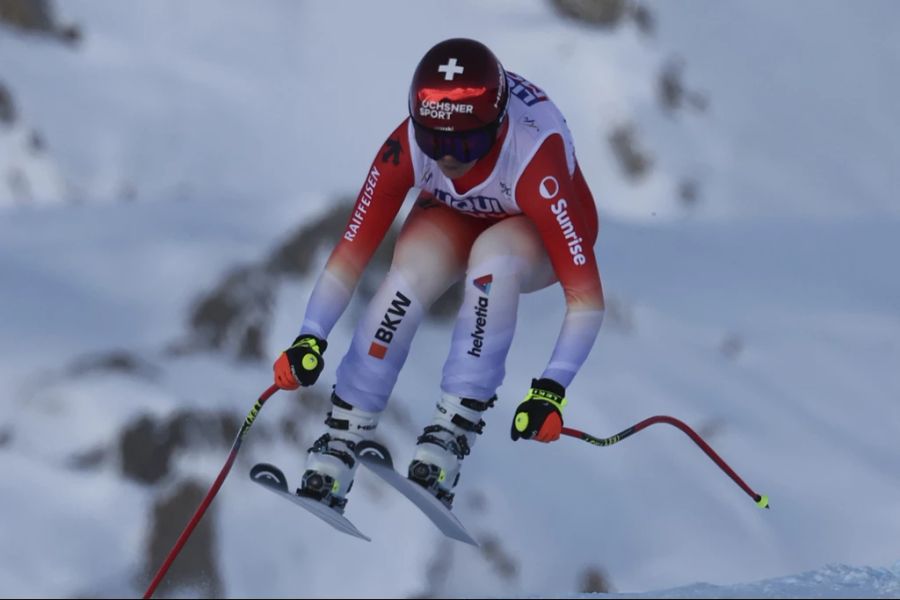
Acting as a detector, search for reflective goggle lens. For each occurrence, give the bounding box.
[412,121,499,163]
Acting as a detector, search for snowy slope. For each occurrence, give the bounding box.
[1,1,899,598]
[600,562,900,599]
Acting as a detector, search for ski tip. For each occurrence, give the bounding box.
[452,532,480,547]
[250,462,289,492]
[756,494,770,509]
[355,440,394,469]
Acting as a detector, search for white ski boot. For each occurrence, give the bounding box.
[407,393,495,508]
[298,392,379,513]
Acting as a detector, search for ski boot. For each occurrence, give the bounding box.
[408,392,495,508]
[297,391,379,514]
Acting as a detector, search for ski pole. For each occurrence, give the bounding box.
[143,384,280,599]
[561,416,769,509]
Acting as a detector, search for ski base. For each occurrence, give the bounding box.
[249,462,371,542]
[356,441,479,547]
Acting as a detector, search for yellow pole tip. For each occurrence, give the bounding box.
[756,494,770,509]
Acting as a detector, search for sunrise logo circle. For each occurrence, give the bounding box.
[539,176,559,200]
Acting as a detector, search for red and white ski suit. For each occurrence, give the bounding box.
[300,73,605,411]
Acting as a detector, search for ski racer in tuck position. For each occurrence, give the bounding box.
[272,38,605,511]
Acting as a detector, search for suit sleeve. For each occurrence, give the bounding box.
[299,119,415,339]
[516,133,605,387]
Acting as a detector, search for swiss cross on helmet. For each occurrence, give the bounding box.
[409,38,510,162]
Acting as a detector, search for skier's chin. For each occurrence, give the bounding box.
[437,157,476,179]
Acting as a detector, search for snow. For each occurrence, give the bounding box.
[1,0,898,598]
[591,562,900,599]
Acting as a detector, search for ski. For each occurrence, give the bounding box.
[355,441,479,546]
[249,462,371,542]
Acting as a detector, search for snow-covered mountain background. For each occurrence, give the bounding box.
[1,1,899,598]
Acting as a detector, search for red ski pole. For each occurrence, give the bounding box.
[143,384,280,599]
[561,416,769,509]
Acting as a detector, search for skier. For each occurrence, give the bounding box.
[272,38,605,511]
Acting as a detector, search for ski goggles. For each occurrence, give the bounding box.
[412,120,501,163]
